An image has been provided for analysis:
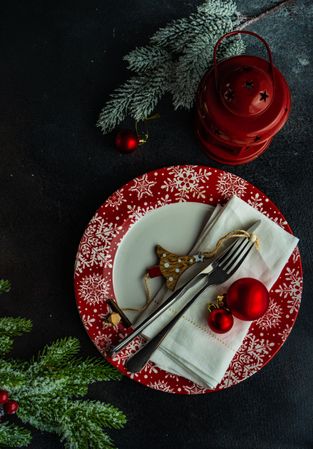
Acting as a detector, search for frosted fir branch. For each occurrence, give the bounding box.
[0,315,124,448]
[54,357,122,382]
[34,337,80,370]
[14,375,89,400]
[0,335,13,355]
[97,77,140,133]
[97,64,172,132]
[0,279,11,294]
[18,398,126,449]
[128,63,172,121]
[150,1,238,53]
[98,0,242,134]
[0,317,32,337]
[197,0,237,16]
[0,422,32,448]
[20,362,121,399]
[171,21,245,109]
[124,46,171,73]
[0,359,28,391]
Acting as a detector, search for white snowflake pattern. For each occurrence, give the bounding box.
[256,298,283,330]
[216,172,247,199]
[75,213,121,273]
[94,330,113,353]
[147,380,175,393]
[81,314,96,330]
[78,273,110,305]
[142,361,160,374]
[126,203,157,223]
[129,174,157,200]
[247,192,288,229]
[112,336,145,365]
[220,334,275,388]
[105,189,126,210]
[161,166,211,202]
[164,372,181,382]
[274,267,302,314]
[156,194,173,207]
[269,215,288,230]
[182,383,208,394]
[292,247,301,264]
[247,192,264,211]
[278,324,292,342]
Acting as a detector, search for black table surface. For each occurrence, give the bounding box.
[1,1,313,448]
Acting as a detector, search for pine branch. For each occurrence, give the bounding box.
[28,337,121,381]
[0,318,32,338]
[150,0,237,52]
[97,77,139,133]
[128,63,172,121]
[124,46,171,73]
[0,335,13,355]
[97,64,172,133]
[34,337,80,370]
[18,398,126,449]
[0,422,32,448]
[0,279,11,294]
[198,0,238,16]
[171,20,234,109]
[54,357,122,382]
[12,362,121,401]
[5,338,121,402]
[98,0,243,133]
[0,359,28,390]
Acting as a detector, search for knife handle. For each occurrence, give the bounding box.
[125,282,210,373]
[109,265,212,355]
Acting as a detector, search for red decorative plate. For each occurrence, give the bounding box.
[74,165,302,394]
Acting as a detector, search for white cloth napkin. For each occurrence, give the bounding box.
[136,196,299,388]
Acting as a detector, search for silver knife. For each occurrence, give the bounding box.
[109,220,260,356]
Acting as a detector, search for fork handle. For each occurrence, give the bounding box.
[125,283,210,373]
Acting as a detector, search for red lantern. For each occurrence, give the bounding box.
[195,31,291,165]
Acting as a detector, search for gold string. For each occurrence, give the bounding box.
[202,229,260,258]
[121,273,154,312]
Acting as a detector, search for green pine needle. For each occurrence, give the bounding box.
[124,46,171,73]
[0,279,11,294]
[18,398,126,449]
[0,422,32,448]
[35,337,81,369]
[0,329,125,449]
[0,317,32,338]
[0,335,14,355]
[98,0,244,133]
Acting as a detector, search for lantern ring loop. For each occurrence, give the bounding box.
[213,31,274,90]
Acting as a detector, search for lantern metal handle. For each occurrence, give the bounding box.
[213,30,274,88]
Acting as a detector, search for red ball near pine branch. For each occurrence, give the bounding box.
[4,400,19,415]
[0,390,9,404]
[115,129,138,153]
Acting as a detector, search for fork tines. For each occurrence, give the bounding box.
[217,238,254,276]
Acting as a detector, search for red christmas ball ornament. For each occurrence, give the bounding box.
[0,390,9,404]
[208,308,234,334]
[115,129,139,153]
[227,277,269,321]
[4,400,19,415]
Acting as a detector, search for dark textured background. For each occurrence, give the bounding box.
[1,1,313,448]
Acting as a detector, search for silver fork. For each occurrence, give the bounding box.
[125,236,256,373]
